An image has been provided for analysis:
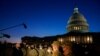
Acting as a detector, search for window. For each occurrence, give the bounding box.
[71,36,76,42]
[84,36,93,43]
[74,26,80,30]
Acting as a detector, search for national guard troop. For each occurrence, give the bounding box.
[27,45,39,56]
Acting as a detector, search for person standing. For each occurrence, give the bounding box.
[52,41,64,56]
[62,42,72,56]
[12,43,23,56]
[27,45,39,56]
[21,44,27,56]
[38,45,45,56]
[47,46,52,56]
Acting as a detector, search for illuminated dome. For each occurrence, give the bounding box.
[67,7,89,32]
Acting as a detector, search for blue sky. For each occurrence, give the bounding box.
[0,0,100,43]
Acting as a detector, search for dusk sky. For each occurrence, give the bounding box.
[0,0,100,43]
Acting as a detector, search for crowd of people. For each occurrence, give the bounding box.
[0,41,72,56]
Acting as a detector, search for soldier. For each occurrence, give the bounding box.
[12,43,23,56]
[62,42,72,56]
[21,43,27,56]
[47,46,52,56]
[27,45,39,56]
[38,45,45,56]
[52,41,64,56]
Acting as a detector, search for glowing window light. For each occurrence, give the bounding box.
[77,27,80,30]
[87,37,90,41]
[74,26,80,30]
[88,36,93,43]
[74,27,77,30]
[84,36,93,43]
[58,38,64,42]
[70,36,75,42]
[90,37,93,42]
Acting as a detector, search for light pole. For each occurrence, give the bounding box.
[0,23,27,38]
[0,23,27,31]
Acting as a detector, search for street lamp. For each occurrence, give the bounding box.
[0,23,27,38]
[1,33,10,38]
[0,23,27,31]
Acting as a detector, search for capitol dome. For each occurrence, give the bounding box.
[67,7,89,32]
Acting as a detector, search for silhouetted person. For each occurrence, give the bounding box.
[59,46,64,56]
[12,43,23,56]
